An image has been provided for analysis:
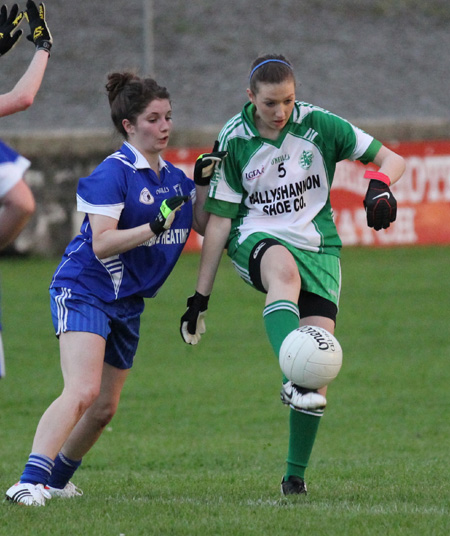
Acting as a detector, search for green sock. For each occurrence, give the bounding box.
[263,299,322,480]
[263,299,299,355]
[285,407,323,480]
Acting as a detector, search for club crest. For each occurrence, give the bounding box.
[139,188,154,205]
[299,150,313,170]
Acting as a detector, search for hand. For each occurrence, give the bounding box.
[180,291,210,345]
[149,195,189,235]
[193,140,227,186]
[25,0,52,53]
[364,179,397,231]
[0,4,24,56]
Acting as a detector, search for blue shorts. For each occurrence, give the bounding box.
[50,287,145,370]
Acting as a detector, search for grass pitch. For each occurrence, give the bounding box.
[0,247,449,535]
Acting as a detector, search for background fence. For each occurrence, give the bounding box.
[3,120,450,257]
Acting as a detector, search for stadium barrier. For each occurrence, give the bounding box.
[2,123,450,256]
[164,139,450,252]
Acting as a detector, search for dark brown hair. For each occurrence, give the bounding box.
[249,54,295,94]
[105,72,171,137]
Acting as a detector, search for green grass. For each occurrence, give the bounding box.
[0,247,449,535]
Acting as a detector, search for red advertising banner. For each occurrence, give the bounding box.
[164,140,450,251]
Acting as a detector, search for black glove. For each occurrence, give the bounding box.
[149,195,189,235]
[25,0,52,53]
[0,4,24,56]
[180,291,210,345]
[193,140,227,186]
[364,179,397,231]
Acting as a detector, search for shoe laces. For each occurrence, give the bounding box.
[66,482,83,496]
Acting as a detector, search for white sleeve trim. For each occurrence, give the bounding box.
[210,189,242,204]
[77,194,124,220]
[349,126,374,161]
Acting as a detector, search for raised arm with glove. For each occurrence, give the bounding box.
[0,3,24,56]
[25,0,52,54]
[363,170,397,231]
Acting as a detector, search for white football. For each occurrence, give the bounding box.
[279,326,343,389]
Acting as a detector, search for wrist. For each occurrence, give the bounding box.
[193,291,210,308]
[364,170,391,186]
[36,40,52,54]
[194,175,211,187]
[149,219,164,235]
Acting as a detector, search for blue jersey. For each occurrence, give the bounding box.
[50,142,196,302]
[0,139,31,198]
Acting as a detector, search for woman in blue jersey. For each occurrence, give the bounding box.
[6,71,225,506]
[180,54,405,496]
[0,1,52,379]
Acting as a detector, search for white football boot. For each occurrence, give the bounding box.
[46,481,83,498]
[5,482,51,506]
[280,381,327,411]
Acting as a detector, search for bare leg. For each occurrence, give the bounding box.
[31,331,106,459]
[60,362,129,460]
[260,245,301,304]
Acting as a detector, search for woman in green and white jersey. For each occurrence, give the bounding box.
[180,54,405,496]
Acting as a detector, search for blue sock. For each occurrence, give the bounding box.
[20,453,55,486]
[47,452,82,489]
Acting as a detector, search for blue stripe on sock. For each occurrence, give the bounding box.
[20,453,55,486]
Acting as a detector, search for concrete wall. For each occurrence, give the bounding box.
[4,119,450,257]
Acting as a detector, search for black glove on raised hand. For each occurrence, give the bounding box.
[149,195,189,235]
[363,172,397,231]
[193,140,228,186]
[180,291,210,345]
[0,4,24,56]
[25,0,52,53]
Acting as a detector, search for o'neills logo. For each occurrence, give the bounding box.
[299,326,336,351]
[245,165,265,181]
[271,154,290,165]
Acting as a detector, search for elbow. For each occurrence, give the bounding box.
[22,187,36,218]
[92,241,114,260]
[16,93,35,111]
[399,155,406,176]
[22,198,36,220]
[92,244,106,259]
[192,219,206,237]
[15,192,36,220]
[27,197,36,218]
[392,154,406,184]
[192,211,210,237]
[23,187,36,215]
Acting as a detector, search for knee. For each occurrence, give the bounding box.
[265,259,300,291]
[277,262,300,286]
[64,384,101,418]
[89,400,119,429]
[260,246,300,293]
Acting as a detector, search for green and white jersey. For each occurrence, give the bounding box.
[205,101,382,256]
